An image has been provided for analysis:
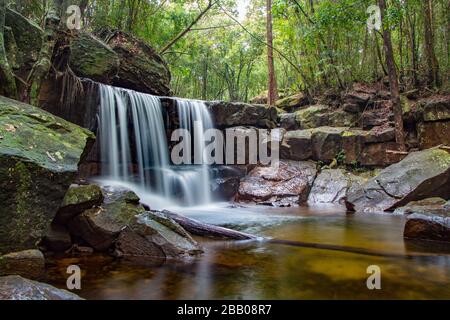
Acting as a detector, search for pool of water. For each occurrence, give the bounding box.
[44,204,450,300]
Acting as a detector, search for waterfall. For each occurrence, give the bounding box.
[97,83,213,208]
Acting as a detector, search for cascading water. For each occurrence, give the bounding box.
[97,83,213,208]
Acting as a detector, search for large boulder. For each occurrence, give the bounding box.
[0,276,83,300]
[280,129,313,161]
[311,127,347,162]
[416,95,450,149]
[418,121,450,149]
[68,187,201,259]
[97,30,171,96]
[237,161,317,206]
[0,96,95,254]
[69,32,120,84]
[294,105,329,129]
[394,198,448,215]
[346,148,450,213]
[206,101,278,128]
[4,9,43,74]
[0,250,45,279]
[308,169,367,204]
[404,209,450,243]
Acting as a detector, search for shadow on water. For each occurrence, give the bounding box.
[44,204,450,300]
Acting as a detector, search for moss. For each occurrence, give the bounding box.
[62,184,103,207]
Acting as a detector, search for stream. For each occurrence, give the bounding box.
[44,204,450,300]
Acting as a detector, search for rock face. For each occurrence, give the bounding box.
[97,30,171,96]
[0,250,45,279]
[67,186,201,259]
[69,32,120,84]
[4,8,43,75]
[237,161,317,206]
[0,276,83,300]
[346,148,450,212]
[0,96,95,253]
[308,169,367,204]
[206,101,278,128]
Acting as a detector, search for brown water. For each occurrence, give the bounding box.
[44,205,450,300]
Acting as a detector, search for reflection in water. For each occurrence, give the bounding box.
[45,205,450,300]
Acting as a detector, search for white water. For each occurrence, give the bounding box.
[98,84,213,208]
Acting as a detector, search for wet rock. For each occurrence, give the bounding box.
[346,148,450,212]
[0,96,95,253]
[206,101,278,128]
[308,169,367,204]
[237,160,317,206]
[68,187,201,258]
[69,32,120,84]
[0,250,45,279]
[394,198,448,215]
[275,93,310,112]
[41,225,72,252]
[280,129,313,161]
[55,184,104,224]
[210,166,246,200]
[97,30,171,96]
[0,276,83,300]
[404,211,450,243]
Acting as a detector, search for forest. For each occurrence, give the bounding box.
[0,0,449,301]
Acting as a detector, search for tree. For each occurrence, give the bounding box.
[266,0,278,105]
[378,0,406,150]
[0,0,17,99]
[423,0,440,87]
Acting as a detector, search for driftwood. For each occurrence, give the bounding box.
[161,210,257,240]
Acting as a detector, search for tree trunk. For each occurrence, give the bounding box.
[378,0,406,151]
[25,1,61,105]
[0,0,18,99]
[266,0,278,106]
[423,0,440,87]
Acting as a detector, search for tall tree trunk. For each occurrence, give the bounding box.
[25,0,61,105]
[423,0,440,87]
[378,0,406,151]
[266,0,278,105]
[0,0,17,99]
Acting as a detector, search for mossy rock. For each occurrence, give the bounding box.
[0,96,95,254]
[70,32,120,83]
[4,8,43,72]
[275,93,309,111]
[294,105,329,129]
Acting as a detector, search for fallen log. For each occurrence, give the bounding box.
[161,210,257,240]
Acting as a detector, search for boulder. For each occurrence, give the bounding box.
[420,95,450,122]
[294,105,329,129]
[237,161,317,206]
[0,250,45,279]
[0,96,95,253]
[394,198,448,215]
[359,142,403,167]
[206,101,278,128]
[308,169,367,204]
[311,127,347,162]
[41,224,72,252]
[279,113,299,130]
[328,110,359,127]
[97,30,171,96]
[275,93,309,112]
[55,184,104,224]
[0,276,83,300]
[4,9,43,74]
[280,129,313,161]
[210,166,246,200]
[69,32,120,84]
[68,187,201,259]
[418,121,450,149]
[404,211,450,243]
[346,148,450,213]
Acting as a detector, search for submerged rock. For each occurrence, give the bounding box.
[0,250,45,279]
[0,276,83,300]
[0,96,95,253]
[346,148,450,212]
[237,160,317,206]
[308,169,367,204]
